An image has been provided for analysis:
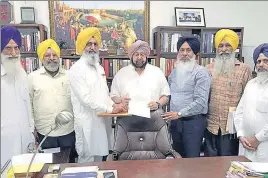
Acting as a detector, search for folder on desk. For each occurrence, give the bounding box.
[7,153,53,178]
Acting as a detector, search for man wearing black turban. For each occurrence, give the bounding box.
[162,36,211,158]
[234,43,268,162]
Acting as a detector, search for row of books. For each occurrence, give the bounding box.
[160,58,177,77]
[160,32,201,53]
[199,57,215,67]
[20,32,41,52]
[21,57,41,74]
[103,58,157,78]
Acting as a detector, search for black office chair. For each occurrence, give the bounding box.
[111,109,181,160]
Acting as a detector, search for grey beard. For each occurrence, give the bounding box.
[175,59,196,87]
[43,60,60,72]
[213,52,236,77]
[256,71,268,84]
[1,54,26,78]
[82,51,100,66]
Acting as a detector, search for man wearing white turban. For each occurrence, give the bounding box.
[110,40,170,113]
[234,43,268,162]
[69,27,127,163]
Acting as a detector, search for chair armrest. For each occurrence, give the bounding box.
[166,150,182,159]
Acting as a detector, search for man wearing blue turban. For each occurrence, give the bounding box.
[234,43,268,162]
[162,36,211,158]
[1,26,34,169]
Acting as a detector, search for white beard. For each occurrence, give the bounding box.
[1,53,27,79]
[176,56,196,87]
[213,52,236,77]
[81,51,100,66]
[256,71,268,84]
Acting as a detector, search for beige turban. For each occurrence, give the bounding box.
[127,40,150,59]
[76,27,102,55]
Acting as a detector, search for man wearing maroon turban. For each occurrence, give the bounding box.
[1,26,34,169]
[234,43,268,162]
[110,40,170,114]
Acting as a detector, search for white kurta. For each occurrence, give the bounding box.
[234,77,268,162]
[1,65,34,169]
[68,58,114,163]
[110,64,170,101]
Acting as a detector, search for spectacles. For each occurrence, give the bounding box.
[178,48,193,54]
[3,46,20,54]
[133,53,146,58]
[86,42,97,47]
[256,58,268,65]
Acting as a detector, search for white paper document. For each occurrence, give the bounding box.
[11,153,53,165]
[128,100,150,118]
[61,166,99,174]
[241,162,268,173]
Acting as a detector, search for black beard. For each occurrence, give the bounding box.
[131,58,148,69]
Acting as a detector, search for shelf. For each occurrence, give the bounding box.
[60,55,157,59]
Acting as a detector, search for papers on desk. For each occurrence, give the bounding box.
[61,166,118,178]
[226,161,268,178]
[6,153,53,177]
[128,100,150,118]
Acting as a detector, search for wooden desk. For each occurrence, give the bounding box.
[37,156,248,178]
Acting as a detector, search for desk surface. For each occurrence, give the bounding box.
[37,156,248,178]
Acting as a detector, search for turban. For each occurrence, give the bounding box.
[128,40,150,59]
[177,36,200,55]
[76,27,101,55]
[253,43,268,64]
[1,26,21,51]
[37,39,60,61]
[214,29,239,50]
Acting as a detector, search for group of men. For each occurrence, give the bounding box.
[1,24,267,170]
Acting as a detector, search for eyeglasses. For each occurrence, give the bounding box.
[178,48,193,54]
[86,42,98,47]
[3,46,20,54]
[256,58,268,65]
[133,53,146,58]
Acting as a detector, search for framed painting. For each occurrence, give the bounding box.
[175,7,206,27]
[49,1,150,55]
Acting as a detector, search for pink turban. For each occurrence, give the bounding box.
[128,40,150,59]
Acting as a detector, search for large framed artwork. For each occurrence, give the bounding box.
[49,1,150,55]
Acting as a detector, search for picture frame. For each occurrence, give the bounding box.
[175,7,206,27]
[20,7,35,24]
[0,1,14,24]
[48,0,150,55]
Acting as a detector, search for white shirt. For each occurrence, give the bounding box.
[110,64,170,102]
[1,65,33,169]
[68,58,114,159]
[234,77,268,162]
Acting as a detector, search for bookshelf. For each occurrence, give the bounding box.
[59,55,158,89]
[152,26,244,76]
[5,24,48,73]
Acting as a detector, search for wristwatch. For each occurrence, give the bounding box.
[177,112,182,117]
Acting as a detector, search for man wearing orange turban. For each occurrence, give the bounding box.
[69,27,127,163]
[204,29,252,157]
[110,40,170,115]
[29,39,76,162]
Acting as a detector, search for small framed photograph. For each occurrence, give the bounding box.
[20,7,35,24]
[175,7,206,27]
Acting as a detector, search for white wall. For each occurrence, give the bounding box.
[151,1,268,69]
[12,1,268,69]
